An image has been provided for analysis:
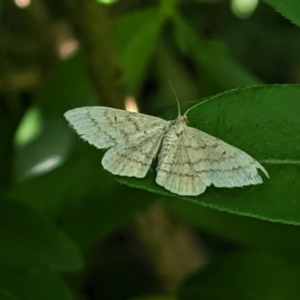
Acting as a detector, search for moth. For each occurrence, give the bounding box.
[64,101,268,196]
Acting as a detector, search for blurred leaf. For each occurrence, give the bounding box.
[0,266,74,300]
[166,199,300,265]
[37,53,97,117]
[265,0,300,28]
[115,8,166,95]
[0,199,83,271]
[14,53,98,179]
[0,288,18,300]
[117,84,300,225]
[95,0,119,4]
[14,106,42,147]
[172,14,260,89]
[132,297,176,300]
[90,251,161,300]
[14,116,72,180]
[231,0,259,19]
[178,252,300,300]
[60,185,154,247]
[11,137,116,211]
[13,136,155,247]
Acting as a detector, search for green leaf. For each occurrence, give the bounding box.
[0,266,74,300]
[115,8,166,95]
[172,14,260,89]
[178,252,300,300]
[37,53,97,117]
[12,141,111,214]
[117,84,300,225]
[14,53,97,180]
[14,106,42,147]
[264,0,300,28]
[13,138,154,247]
[14,116,72,180]
[60,185,154,247]
[166,199,300,265]
[0,199,83,271]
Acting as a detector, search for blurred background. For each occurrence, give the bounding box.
[1,0,300,299]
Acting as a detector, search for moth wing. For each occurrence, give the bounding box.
[64,106,167,149]
[156,132,206,196]
[184,126,269,188]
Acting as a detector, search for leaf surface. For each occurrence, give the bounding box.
[118,84,300,225]
[265,0,300,28]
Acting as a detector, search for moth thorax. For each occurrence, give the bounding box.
[168,116,187,137]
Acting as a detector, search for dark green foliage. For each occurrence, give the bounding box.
[1,0,300,299]
[179,252,300,300]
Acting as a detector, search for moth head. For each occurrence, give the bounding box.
[169,80,210,118]
[177,115,188,125]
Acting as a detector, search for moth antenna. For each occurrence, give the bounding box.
[184,98,211,116]
[169,81,181,117]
